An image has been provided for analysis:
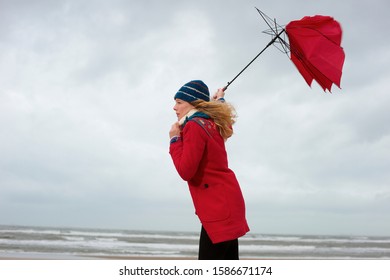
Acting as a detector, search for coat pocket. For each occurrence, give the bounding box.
[192,183,231,222]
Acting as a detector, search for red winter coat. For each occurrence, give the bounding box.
[170,117,249,244]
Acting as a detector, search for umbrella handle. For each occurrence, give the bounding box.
[224,29,285,91]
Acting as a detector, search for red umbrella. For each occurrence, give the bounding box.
[286,15,345,92]
[224,8,345,92]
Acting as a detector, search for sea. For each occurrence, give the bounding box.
[1,225,390,259]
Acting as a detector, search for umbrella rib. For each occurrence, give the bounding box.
[274,20,289,55]
[257,8,290,55]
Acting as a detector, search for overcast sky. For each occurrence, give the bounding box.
[1,0,389,237]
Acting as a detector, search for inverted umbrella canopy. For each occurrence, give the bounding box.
[224,9,345,93]
[286,15,345,92]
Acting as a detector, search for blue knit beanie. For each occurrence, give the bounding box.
[174,80,210,103]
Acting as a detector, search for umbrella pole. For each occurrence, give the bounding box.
[223,29,285,91]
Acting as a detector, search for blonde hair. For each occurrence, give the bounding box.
[191,100,237,140]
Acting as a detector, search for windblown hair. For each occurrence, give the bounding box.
[190,100,237,140]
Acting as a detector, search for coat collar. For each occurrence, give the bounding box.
[179,109,210,127]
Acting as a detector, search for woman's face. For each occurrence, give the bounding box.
[173,99,195,120]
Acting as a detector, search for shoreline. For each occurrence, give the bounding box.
[0,252,197,260]
[0,252,263,260]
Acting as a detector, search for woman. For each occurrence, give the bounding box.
[169,80,249,260]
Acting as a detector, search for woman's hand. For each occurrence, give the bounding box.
[212,88,225,100]
[169,122,181,138]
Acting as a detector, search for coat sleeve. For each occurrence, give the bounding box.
[169,121,207,182]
